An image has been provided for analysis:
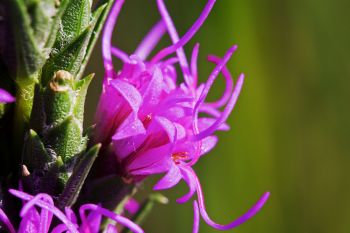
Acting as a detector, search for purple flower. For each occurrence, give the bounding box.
[0,88,15,103]
[0,189,143,233]
[95,0,269,232]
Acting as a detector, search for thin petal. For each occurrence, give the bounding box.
[9,189,78,233]
[204,54,234,108]
[79,204,144,233]
[135,20,166,60]
[185,167,270,230]
[152,0,216,88]
[192,201,200,233]
[102,0,125,78]
[0,208,16,233]
[194,74,244,141]
[176,166,197,203]
[191,43,200,87]
[111,46,130,62]
[155,0,191,85]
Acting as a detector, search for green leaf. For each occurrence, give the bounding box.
[58,143,101,209]
[44,71,75,126]
[44,116,82,162]
[77,2,108,79]
[41,28,91,86]
[10,0,45,83]
[74,73,94,122]
[26,0,57,49]
[23,129,52,170]
[45,0,70,49]
[52,0,91,52]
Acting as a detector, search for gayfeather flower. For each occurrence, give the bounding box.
[0,189,143,233]
[0,88,15,103]
[95,0,269,232]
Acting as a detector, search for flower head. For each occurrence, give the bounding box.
[0,189,143,233]
[94,0,269,232]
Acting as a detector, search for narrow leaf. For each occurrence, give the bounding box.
[58,143,101,209]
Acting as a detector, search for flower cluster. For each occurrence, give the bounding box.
[94,0,269,232]
[0,189,143,233]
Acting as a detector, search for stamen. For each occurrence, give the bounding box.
[171,152,189,164]
[142,114,152,127]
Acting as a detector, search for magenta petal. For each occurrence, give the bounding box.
[192,201,200,233]
[79,204,144,233]
[176,166,197,203]
[194,74,244,141]
[124,198,140,215]
[9,189,79,233]
[198,118,229,132]
[65,207,78,225]
[112,114,146,160]
[205,54,234,108]
[185,167,270,230]
[112,113,146,141]
[102,0,125,78]
[18,208,40,233]
[153,164,182,190]
[141,67,164,107]
[200,136,218,156]
[154,116,177,143]
[106,224,118,233]
[0,88,15,103]
[20,194,54,233]
[135,20,166,60]
[110,79,143,113]
[0,208,16,233]
[128,144,172,175]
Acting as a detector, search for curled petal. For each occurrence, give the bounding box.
[9,189,79,233]
[186,167,270,230]
[20,193,54,233]
[205,54,234,108]
[194,74,244,141]
[152,0,216,84]
[189,45,238,166]
[79,204,144,233]
[176,166,197,203]
[0,208,16,233]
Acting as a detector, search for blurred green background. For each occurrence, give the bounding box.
[85,0,350,232]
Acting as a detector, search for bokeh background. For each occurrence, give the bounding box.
[85,0,350,232]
